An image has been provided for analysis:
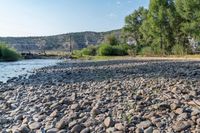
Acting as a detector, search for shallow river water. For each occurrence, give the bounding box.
[0,59,61,83]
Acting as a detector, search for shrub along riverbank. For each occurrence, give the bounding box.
[72,34,134,58]
[0,43,21,61]
[71,34,189,59]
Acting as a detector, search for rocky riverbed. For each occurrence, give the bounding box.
[0,59,200,133]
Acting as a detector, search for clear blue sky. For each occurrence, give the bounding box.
[0,0,149,37]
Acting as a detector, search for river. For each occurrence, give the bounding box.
[0,59,62,83]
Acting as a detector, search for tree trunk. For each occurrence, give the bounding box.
[160,24,163,55]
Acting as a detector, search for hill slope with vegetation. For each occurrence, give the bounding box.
[0,30,121,54]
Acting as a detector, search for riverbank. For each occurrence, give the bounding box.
[72,55,200,61]
[0,58,200,132]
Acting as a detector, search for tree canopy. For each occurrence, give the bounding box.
[123,0,200,55]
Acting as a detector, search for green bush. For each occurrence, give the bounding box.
[127,49,137,56]
[150,43,166,55]
[97,44,113,56]
[0,43,21,61]
[97,43,130,56]
[112,44,130,55]
[172,44,186,55]
[105,34,119,46]
[152,47,164,55]
[81,45,97,56]
[140,46,154,56]
[72,50,83,58]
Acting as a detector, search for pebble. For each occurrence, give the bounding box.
[71,103,80,111]
[55,118,68,129]
[28,122,42,130]
[71,124,84,133]
[18,124,30,133]
[46,128,59,133]
[80,128,90,133]
[144,126,153,133]
[172,121,191,132]
[136,120,152,129]
[114,123,124,131]
[175,108,184,114]
[104,117,114,127]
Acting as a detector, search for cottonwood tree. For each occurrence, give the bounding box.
[123,7,148,46]
[176,0,200,40]
[140,0,177,54]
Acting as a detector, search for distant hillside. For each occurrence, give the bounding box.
[0,29,121,53]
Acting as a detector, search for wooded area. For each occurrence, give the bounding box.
[123,0,200,55]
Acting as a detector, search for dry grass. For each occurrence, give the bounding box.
[44,50,69,56]
[90,55,200,61]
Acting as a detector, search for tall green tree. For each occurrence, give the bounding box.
[123,7,148,45]
[176,0,200,40]
[141,0,177,54]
